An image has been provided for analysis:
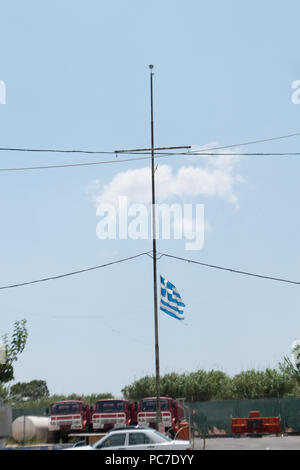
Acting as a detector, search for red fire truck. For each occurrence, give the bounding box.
[91,398,137,432]
[137,397,184,431]
[49,399,92,443]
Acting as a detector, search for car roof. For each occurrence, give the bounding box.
[107,425,154,433]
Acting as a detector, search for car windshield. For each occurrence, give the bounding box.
[140,399,169,412]
[51,403,80,415]
[95,400,125,413]
[92,435,107,449]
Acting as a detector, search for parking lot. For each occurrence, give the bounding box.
[193,435,300,450]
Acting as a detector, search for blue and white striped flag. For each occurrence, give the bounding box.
[160,275,185,321]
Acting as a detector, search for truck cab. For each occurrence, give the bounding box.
[49,399,91,443]
[137,397,184,431]
[92,399,136,432]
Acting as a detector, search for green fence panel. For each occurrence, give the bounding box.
[186,397,300,435]
[281,398,300,432]
[186,400,235,434]
[11,398,300,434]
[235,398,280,419]
[12,408,49,421]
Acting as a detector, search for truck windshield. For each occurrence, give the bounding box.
[140,399,169,412]
[51,403,80,415]
[95,401,125,413]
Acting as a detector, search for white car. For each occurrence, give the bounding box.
[66,426,191,450]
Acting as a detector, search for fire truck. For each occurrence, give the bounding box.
[49,399,92,443]
[137,397,184,431]
[91,398,137,432]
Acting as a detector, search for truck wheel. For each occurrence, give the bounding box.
[48,431,56,443]
[52,431,60,444]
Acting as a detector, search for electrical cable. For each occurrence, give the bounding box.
[0,251,150,290]
[186,131,300,154]
[159,252,300,285]
[0,147,115,155]
[1,250,300,291]
[0,130,299,156]
[1,152,300,172]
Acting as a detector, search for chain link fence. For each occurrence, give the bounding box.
[186,397,300,436]
[10,397,300,437]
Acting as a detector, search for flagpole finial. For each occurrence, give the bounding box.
[149,64,154,69]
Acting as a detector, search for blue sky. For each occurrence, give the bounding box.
[1,0,300,396]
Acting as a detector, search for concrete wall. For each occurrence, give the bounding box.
[0,406,12,437]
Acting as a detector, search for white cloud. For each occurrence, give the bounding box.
[92,167,152,208]
[89,142,243,247]
[90,142,244,208]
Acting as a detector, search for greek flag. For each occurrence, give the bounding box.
[160,275,185,321]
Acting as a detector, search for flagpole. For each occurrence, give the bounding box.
[149,64,162,429]
[114,71,190,430]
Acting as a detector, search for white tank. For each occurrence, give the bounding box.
[12,416,50,443]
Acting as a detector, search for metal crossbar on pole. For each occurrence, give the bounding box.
[114,145,191,154]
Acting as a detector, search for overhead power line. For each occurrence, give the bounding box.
[1,152,300,172]
[0,130,299,156]
[0,131,299,171]
[0,145,191,155]
[0,251,300,291]
[159,252,300,285]
[0,155,149,172]
[187,131,300,154]
[0,147,116,155]
[0,252,150,290]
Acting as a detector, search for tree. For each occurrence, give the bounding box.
[0,383,9,402]
[10,380,49,401]
[230,368,294,399]
[182,370,232,401]
[83,393,114,404]
[0,320,28,384]
[122,375,156,400]
[278,342,300,395]
[122,370,232,402]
